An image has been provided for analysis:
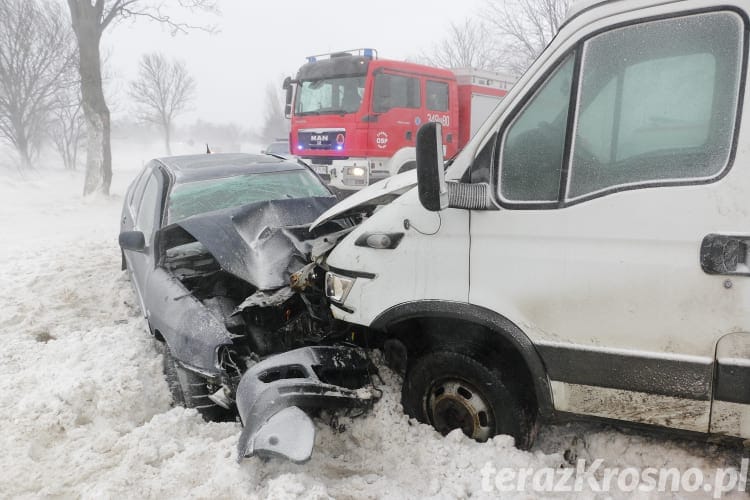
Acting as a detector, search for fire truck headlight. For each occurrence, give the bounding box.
[349,166,365,177]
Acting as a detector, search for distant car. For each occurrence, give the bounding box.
[118,154,374,458]
[262,139,292,158]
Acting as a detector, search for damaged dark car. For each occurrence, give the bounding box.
[119,153,377,462]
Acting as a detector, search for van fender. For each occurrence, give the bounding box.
[370,300,555,418]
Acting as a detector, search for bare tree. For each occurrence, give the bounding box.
[0,0,77,171]
[129,53,196,155]
[418,18,502,71]
[66,0,218,196]
[49,86,86,170]
[485,0,572,75]
[260,82,288,144]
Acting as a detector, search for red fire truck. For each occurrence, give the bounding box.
[283,49,516,191]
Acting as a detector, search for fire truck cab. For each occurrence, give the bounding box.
[284,49,514,191]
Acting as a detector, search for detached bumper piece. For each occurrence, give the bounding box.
[236,346,377,463]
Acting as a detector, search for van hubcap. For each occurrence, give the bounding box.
[426,379,493,441]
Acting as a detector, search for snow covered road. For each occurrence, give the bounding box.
[0,169,746,499]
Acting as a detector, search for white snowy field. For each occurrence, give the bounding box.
[0,164,747,499]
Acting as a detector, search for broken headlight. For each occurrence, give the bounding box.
[325,272,355,304]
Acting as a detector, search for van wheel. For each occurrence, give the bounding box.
[157,341,227,422]
[402,351,532,448]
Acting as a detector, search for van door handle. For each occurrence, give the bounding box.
[700,234,750,275]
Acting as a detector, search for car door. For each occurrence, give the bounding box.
[126,167,168,319]
[469,8,747,433]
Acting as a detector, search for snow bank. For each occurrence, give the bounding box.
[0,168,745,499]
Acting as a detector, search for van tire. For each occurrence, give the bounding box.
[402,350,532,448]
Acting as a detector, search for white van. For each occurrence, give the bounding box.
[311,0,750,447]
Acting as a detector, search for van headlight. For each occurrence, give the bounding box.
[325,272,355,304]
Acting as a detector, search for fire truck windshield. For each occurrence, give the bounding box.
[295,76,366,116]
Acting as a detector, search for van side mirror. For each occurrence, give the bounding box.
[119,231,146,252]
[416,122,448,211]
[283,76,294,118]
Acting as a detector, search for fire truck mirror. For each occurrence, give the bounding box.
[283,77,293,118]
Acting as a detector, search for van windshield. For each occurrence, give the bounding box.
[295,75,366,115]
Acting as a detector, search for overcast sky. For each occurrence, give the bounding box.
[104,0,486,132]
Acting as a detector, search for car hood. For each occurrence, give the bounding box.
[171,196,339,290]
[309,170,417,230]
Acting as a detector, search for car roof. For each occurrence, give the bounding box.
[154,153,306,184]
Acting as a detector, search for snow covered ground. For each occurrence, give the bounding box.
[0,164,747,499]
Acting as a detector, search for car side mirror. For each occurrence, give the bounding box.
[416,122,448,211]
[119,231,146,252]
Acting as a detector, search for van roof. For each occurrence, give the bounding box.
[565,0,681,24]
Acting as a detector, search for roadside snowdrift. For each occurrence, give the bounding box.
[0,169,745,499]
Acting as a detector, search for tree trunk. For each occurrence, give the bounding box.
[16,137,32,171]
[12,119,33,171]
[68,2,111,196]
[164,121,172,155]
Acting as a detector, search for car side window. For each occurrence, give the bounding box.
[499,55,574,202]
[129,166,153,212]
[568,11,743,199]
[426,80,449,111]
[136,172,161,245]
[373,73,421,112]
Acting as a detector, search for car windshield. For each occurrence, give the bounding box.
[266,142,290,155]
[295,75,366,115]
[168,170,330,223]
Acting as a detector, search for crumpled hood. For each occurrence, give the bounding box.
[309,170,417,230]
[174,196,338,290]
